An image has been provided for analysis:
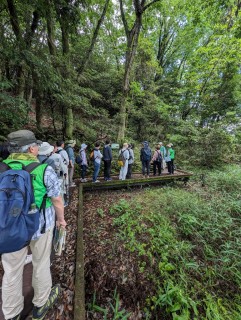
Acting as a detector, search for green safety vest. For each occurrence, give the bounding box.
[3,159,52,209]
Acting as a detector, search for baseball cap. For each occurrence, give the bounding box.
[7,130,42,147]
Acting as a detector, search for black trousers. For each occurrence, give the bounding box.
[126,163,133,179]
[167,160,174,174]
[103,160,111,179]
[142,160,150,176]
[153,161,162,175]
[81,164,87,179]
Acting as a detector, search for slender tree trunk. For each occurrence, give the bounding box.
[45,0,56,55]
[117,0,160,141]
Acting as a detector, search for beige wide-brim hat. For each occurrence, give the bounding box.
[66,139,76,147]
[167,143,172,148]
[38,142,54,155]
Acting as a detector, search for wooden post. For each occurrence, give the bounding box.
[74,185,85,320]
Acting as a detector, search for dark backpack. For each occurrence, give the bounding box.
[156,150,162,162]
[0,161,43,254]
[76,150,83,165]
[142,147,152,161]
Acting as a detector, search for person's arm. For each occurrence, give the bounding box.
[51,196,66,228]
[108,146,112,160]
[44,166,66,228]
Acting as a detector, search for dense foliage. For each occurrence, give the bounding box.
[102,166,241,319]
[0,0,241,167]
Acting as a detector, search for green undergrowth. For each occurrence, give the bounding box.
[108,165,241,319]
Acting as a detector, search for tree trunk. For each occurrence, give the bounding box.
[45,0,56,55]
[117,0,160,141]
[117,13,142,141]
[66,108,74,139]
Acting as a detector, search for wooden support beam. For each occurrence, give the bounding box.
[74,185,85,320]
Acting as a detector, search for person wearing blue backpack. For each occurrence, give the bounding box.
[0,130,66,320]
[140,141,152,178]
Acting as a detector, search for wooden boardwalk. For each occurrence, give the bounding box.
[0,169,192,320]
[82,169,192,191]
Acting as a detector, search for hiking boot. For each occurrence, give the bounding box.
[10,314,21,320]
[32,284,60,320]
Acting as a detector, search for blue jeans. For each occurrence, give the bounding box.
[93,161,100,181]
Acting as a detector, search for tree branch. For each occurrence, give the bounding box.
[143,0,160,12]
[79,0,110,73]
[7,0,21,41]
[119,0,129,37]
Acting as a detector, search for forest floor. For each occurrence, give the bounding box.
[0,185,158,319]
[1,177,170,320]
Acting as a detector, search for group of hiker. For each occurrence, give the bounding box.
[0,130,175,320]
[76,140,175,182]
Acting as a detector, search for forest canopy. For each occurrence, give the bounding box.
[1,0,241,167]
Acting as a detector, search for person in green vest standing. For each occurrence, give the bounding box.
[1,130,66,320]
[166,143,175,174]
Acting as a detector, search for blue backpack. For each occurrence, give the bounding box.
[0,161,42,254]
[142,147,152,161]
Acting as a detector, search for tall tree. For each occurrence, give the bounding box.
[117,0,160,141]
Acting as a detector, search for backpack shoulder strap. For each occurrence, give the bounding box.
[25,162,43,173]
[0,162,11,174]
[25,162,48,234]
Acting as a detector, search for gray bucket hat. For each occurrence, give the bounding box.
[38,142,54,156]
[8,130,42,147]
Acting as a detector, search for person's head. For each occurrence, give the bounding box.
[66,139,76,148]
[167,143,172,148]
[123,142,128,149]
[7,130,42,156]
[142,141,149,148]
[155,145,160,150]
[105,139,110,145]
[56,140,64,148]
[81,143,87,151]
[95,142,100,149]
[38,142,54,157]
[159,142,163,146]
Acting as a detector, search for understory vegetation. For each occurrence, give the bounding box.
[86,165,241,319]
